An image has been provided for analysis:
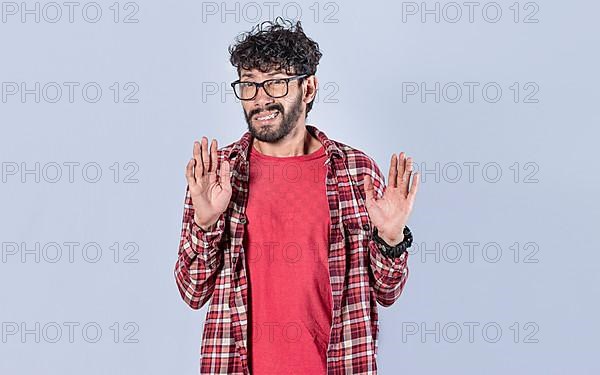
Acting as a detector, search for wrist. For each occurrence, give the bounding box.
[194,213,216,232]
[379,233,404,246]
[372,226,414,259]
[377,226,405,246]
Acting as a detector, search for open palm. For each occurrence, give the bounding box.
[185,137,232,229]
[364,152,419,245]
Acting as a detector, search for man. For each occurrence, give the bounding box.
[175,18,419,375]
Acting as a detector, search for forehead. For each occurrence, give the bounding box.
[239,67,292,79]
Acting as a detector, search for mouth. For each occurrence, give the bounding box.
[253,109,280,124]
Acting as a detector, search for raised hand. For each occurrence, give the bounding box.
[185,136,232,231]
[364,152,419,245]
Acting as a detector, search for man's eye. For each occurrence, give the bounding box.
[240,82,254,88]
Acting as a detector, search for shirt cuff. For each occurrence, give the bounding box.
[188,215,225,268]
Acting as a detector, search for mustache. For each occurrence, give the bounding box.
[248,104,284,119]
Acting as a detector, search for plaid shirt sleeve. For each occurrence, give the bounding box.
[174,184,226,310]
[363,157,410,308]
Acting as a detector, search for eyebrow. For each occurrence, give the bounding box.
[241,71,287,79]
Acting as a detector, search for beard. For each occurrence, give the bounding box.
[244,90,304,143]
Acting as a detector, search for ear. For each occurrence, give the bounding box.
[304,75,318,104]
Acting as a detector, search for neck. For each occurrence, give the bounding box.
[252,124,321,157]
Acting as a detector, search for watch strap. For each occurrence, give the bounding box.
[373,226,413,259]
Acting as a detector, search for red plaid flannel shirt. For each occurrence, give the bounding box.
[175,124,410,374]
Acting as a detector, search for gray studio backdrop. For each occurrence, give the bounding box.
[1,1,598,374]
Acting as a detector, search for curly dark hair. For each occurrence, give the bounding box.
[228,17,323,117]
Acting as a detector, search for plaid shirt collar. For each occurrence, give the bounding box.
[226,124,346,163]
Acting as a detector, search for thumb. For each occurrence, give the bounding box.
[364,174,376,202]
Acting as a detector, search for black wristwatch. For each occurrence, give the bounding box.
[372,226,413,259]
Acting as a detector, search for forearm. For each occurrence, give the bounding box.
[368,237,410,307]
[174,190,226,309]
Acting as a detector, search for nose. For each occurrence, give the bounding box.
[252,84,274,108]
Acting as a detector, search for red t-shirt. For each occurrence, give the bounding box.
[244,143,333,374]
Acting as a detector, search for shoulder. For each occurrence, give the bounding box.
[330,139,387,199]
[332,139,384,178]
[217,141,236,158]
[213,139,240,164]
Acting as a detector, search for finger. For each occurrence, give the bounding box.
[403,156,413,196]
[219,159,232,190]
[388,154,397,188]
[210,139,218,170]
[201,136,210,175]
[396,152,406,188]
[193,141,203,181]
[209,138,218,183]
[185,158,196,186]
[364,174,376,202]
[408,171,420,204]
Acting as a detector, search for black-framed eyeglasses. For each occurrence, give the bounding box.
[230,74,309,100]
